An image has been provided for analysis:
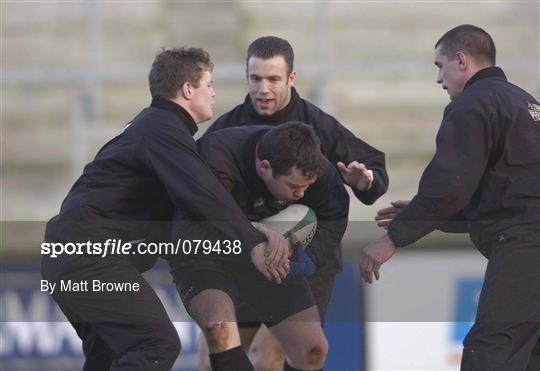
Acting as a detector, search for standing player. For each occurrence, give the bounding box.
[361,25,540,370]
[168,122,348,371]
[201,35,389,370]
[42,47,285,371]
[206,36,388,205]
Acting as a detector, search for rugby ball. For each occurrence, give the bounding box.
[258,204,317,251]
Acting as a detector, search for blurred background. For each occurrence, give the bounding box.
[1,1,538,370]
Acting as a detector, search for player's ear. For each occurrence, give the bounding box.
[456,52,468,70]
[260,160,272,175]
[181,82,193,100]
[287,71,296,87]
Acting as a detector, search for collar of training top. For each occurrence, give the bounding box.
[465,66,507,90]
[150,97,198,136]
[244,87,301,124]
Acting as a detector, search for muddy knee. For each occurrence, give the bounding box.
[204,322,232,353]
[305,339,328,368]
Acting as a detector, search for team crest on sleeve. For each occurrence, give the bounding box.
[527,102,540,122]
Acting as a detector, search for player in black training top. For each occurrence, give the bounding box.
[363,25,540,371]
[43,48,283,371]
[200,35,388,371]
[169,122,348,371]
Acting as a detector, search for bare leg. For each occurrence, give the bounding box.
[249,325,285,371]
[268,306,327,370]
[240,325,261,352]
[197,335,212,371]
[188,289,240,353]
[198,325,259,370]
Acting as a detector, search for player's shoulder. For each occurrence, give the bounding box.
[299,95,345,130]
[127,107,190,138]
[459,75,518,106]
[441,85,499,131]
[320,155,340,179]
[198,125,269,155]
[203,125,270,140]
[112,107,181,145]
[301,97,334,119]
[213,102,247,126]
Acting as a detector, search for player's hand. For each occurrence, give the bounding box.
[251,222,289,274]
[337,161,374,191]
[250,243,287,284]
[374,200,410,228]
[358,234,397,284]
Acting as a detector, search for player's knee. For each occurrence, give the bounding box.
[304,336,328,368]
[204,321,232,352]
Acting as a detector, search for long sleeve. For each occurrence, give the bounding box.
[142,121,265,253]
[388,102,492,247]
[308,109,389,205]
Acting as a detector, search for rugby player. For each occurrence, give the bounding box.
[199,35,388,370]
[362,25,540,370]
[168,122,348,371]
[42,47,286,371]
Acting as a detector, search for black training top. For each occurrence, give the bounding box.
[45,97,265,255]
[388,67,540,250]
[197,126,350,274]
[205,87,388,205]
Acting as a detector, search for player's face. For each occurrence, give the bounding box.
[247,56,296,116]
[434,46,467,100]
[263,166,317,202]
[190,70,215,123]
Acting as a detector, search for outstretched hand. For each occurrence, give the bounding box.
[358,234,397,284]
[374,200,410,228]
[337,161,374,191]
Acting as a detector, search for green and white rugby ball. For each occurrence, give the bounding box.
[259,204,317,251]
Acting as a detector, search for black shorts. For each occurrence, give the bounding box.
[170,258,315,327]
[42,253,180,370]
[237,273,335,328]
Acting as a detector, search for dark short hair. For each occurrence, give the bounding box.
[149,47,214,100]
[257,121,323,178]
[435,24,496,65]
[247,36,294,74]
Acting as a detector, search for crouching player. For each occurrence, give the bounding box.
[169,122,349,370]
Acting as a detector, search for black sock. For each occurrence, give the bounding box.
[209,346,253,371]
[284,360,323,371]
